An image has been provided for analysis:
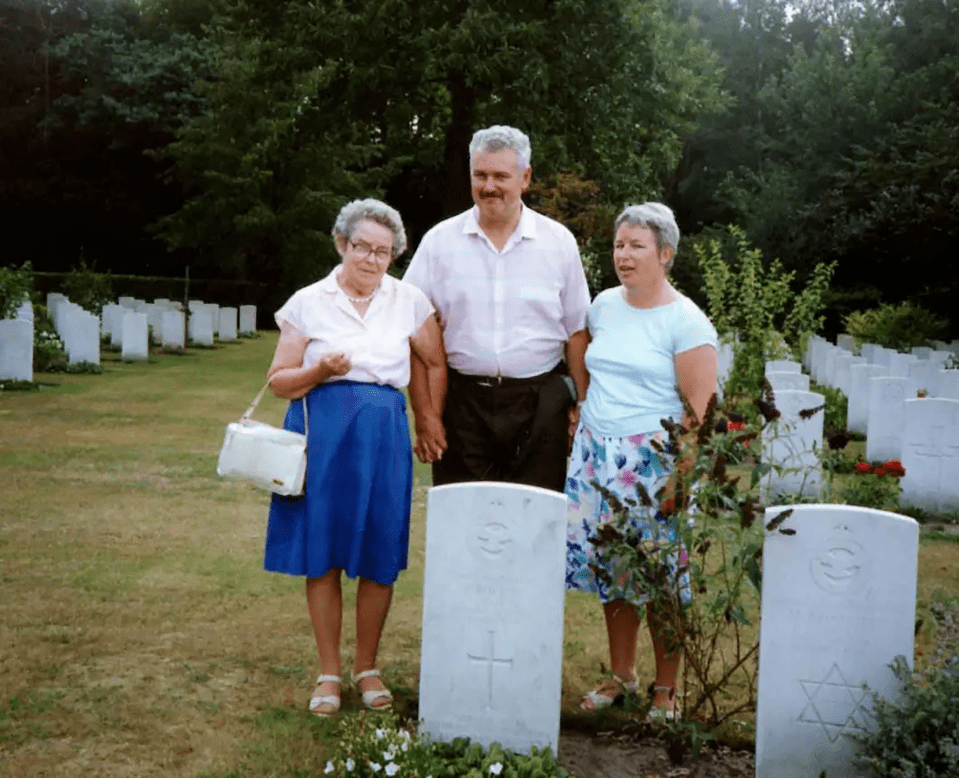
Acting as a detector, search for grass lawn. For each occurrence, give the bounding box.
[1,332,957,777]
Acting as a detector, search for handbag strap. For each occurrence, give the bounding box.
[241,380,309,436]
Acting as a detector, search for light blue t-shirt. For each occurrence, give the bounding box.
[581,288,718,438]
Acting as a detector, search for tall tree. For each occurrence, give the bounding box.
[158,0,726,285]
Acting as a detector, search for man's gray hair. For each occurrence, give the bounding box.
[615,202,679,271]
[332,198,407,256]
[469,126,532,171]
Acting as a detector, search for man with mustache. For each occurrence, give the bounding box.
[404,125,591,493]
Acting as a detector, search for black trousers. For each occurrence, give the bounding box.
[431,367,574,493]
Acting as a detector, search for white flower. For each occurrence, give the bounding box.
[489,763,503,775]
[400,741,409,752]
[375,728,388,740]
[399,730,411,741]
[385,764,400,776]
[324,761,335,774]
[369,763,382,773]
[345,758,355,772]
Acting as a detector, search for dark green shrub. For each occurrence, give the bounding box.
[0,262,32,319]
[856,654,959,777]
[844,302,949,351]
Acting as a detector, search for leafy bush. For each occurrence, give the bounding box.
[838,460,905,512]
[323,713,570,777]
[588,390,792,731]
[697,225,834,403]
[0,262,32,319]
[808,380,848,432]
[32,306,67,373]
[62,260,113,316]
[844,302,949,351]
[856,651,959,777]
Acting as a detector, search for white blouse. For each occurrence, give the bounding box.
[275,269,435,389]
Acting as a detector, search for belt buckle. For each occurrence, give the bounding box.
[476,372,502,388]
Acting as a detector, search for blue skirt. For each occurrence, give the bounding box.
[263,381,412,585]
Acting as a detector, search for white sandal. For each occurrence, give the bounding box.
[308,674,341,717]
[580,674,638,711]
[353,669,393,710]
[646,685,681,723]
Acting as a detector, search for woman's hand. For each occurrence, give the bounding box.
[320,351,352,378]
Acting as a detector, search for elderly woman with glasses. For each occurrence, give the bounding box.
[565,202,717,722]
[263,198,446,717]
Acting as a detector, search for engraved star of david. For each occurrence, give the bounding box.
[798,663,870,742]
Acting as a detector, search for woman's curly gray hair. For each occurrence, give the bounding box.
[332,198,407,257]
[469,125,532,171]
[615,202,679,272]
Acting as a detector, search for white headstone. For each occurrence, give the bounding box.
[16,299,33,322]
[762,390,825,500]
[908,360,939,396]
[120,312,149,361]
[888,352,919,378]
[766,371,810,392]
[872,347,896,368]
[900,398,959,513]
[239,305,257,335]
[218,307,238,342]
[717,340,735,390]
[911,346,932,359]
[118,296,137,310]
[419,482,567,755]
[756,504,918,778]
[191,308,214,346]
[929,349,953,365]
[836,334,856,352]
[847,364,888,435]
[161,310,186,350]
[859,343,880,363]
[0,319,33,381]
[64,307,100,364]
[833,354,865,397]
[107,304,125,348]
[820,345,841,388]
[206,303,220,337]
[765,360,802,375]
[937,370,959,400]
[865,377,917,462]
[145,303,164,344]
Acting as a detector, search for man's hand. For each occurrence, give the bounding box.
[414,412,447,463]
[567,405,581,452]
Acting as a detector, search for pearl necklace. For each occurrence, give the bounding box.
[336,271,378,305]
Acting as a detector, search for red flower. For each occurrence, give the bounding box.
[727,421,746,431]
[875,468,887,477]
[883,460,906,478]
[854,462,872,475]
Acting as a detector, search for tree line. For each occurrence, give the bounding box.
[2,0,956,333]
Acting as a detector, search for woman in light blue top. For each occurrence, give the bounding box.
[565,202,718,720]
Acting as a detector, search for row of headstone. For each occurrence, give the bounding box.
[806,335,959,512]
[417,483,919,778]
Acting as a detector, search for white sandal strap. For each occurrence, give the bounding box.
[309,694,340,708]
[316,674,341,684]
[352,669,381,682]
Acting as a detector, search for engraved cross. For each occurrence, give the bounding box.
[467,630,514,711]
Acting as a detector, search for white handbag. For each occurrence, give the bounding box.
[216,381,308,496]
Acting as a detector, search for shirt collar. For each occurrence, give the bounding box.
[464,203,538,242]
[319,266,397,300]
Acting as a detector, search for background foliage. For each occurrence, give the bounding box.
[2,0,957,336]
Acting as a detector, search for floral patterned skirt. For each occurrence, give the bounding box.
[565,421,691,606]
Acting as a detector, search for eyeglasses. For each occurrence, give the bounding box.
[348,240,392,262]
